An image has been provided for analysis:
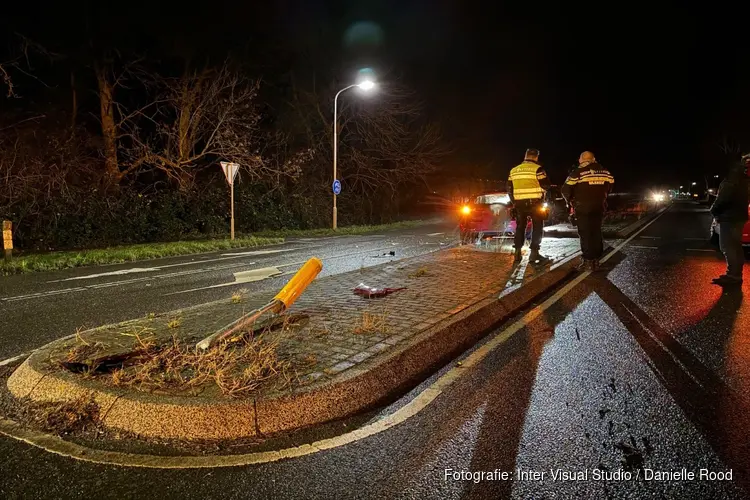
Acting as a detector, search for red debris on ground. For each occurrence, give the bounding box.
[353,283,407,298]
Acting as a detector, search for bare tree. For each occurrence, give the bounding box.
[117,63,297,190]
[284,78,449,200]
[0,63,15,98]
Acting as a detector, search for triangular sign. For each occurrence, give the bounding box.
[220,162,240,185]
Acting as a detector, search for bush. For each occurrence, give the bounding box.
[2,177,418,251]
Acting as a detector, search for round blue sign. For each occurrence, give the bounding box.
[333,179,342,195]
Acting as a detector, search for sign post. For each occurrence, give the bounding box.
[220,162,240,240]
[332,180,342,229]
[2,220,12,263]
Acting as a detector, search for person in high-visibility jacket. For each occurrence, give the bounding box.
[507,148,551,264]
[561,151,615,271]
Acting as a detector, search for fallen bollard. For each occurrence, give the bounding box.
[196,257,323,350]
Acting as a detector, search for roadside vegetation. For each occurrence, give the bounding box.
[0,220,427,274]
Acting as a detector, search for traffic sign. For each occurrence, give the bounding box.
[332,179,342,195]
[220,162,240,185]
[220,162,240,240]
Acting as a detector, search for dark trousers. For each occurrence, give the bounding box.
[718,220,746,279]
[514,201,544,250]
[577,211,604,261]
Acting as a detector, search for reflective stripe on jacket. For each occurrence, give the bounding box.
[561,163,614,214]
[507,161,549,201]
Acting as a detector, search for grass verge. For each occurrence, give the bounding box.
[1,220,429,274]
[1,236,282,275]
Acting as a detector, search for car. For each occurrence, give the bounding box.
[458,191,558,244]
[458,192,515,243]
[709,203,750,247]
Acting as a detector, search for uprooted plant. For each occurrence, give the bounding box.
[108,335,294,397]
[33,395,100,435]
[353,309,390,335]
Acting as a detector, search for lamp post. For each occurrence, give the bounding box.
[332,79,375,229]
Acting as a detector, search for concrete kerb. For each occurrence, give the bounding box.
[5,253,582,442]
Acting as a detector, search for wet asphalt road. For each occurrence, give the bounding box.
[0,221,457,360]
[3,202,750,499]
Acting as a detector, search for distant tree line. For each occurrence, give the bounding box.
[0,25,448,251]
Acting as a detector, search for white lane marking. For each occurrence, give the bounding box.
[426,232,445,237]
[3,262,257,302]
[6,242,408,302]
[54,268,161,281]
[161,243,455,296]
[629,245,658,249]
[0,210,668,469]
[219,249,296,257]
[686,248,714,252]
[46,246,314,284]
[3,287,88,302]
[0,353,26,366]
[165,267,283,295]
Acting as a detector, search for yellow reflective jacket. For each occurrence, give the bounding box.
[507,161,550,201]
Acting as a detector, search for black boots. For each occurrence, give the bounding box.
[529,249,550,265]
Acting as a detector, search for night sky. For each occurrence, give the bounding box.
[3,1,749,189]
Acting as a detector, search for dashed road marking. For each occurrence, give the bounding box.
[165,267,284,295]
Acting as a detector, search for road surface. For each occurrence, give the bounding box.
[2,203,749,499]
[0,221,457,360]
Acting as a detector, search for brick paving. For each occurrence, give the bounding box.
[280,236,580,388]
[63,236,580,396]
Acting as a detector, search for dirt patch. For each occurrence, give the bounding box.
[108,336,294,397]
[49,313,313,398]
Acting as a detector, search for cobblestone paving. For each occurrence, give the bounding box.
[281,236,580,388]
[63,237,580,396]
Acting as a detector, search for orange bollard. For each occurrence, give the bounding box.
[274,257,323,310]
[197,257,323,350]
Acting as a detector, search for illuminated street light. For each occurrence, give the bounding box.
[332,76,376,229]
[692,182,697,186]
[358,80,375,91]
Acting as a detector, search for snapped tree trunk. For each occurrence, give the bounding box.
[96,64,119,185]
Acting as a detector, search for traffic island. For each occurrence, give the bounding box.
[3,239,581,450]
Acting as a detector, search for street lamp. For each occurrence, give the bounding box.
[691,182,697,186]
[332,78,376,229]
